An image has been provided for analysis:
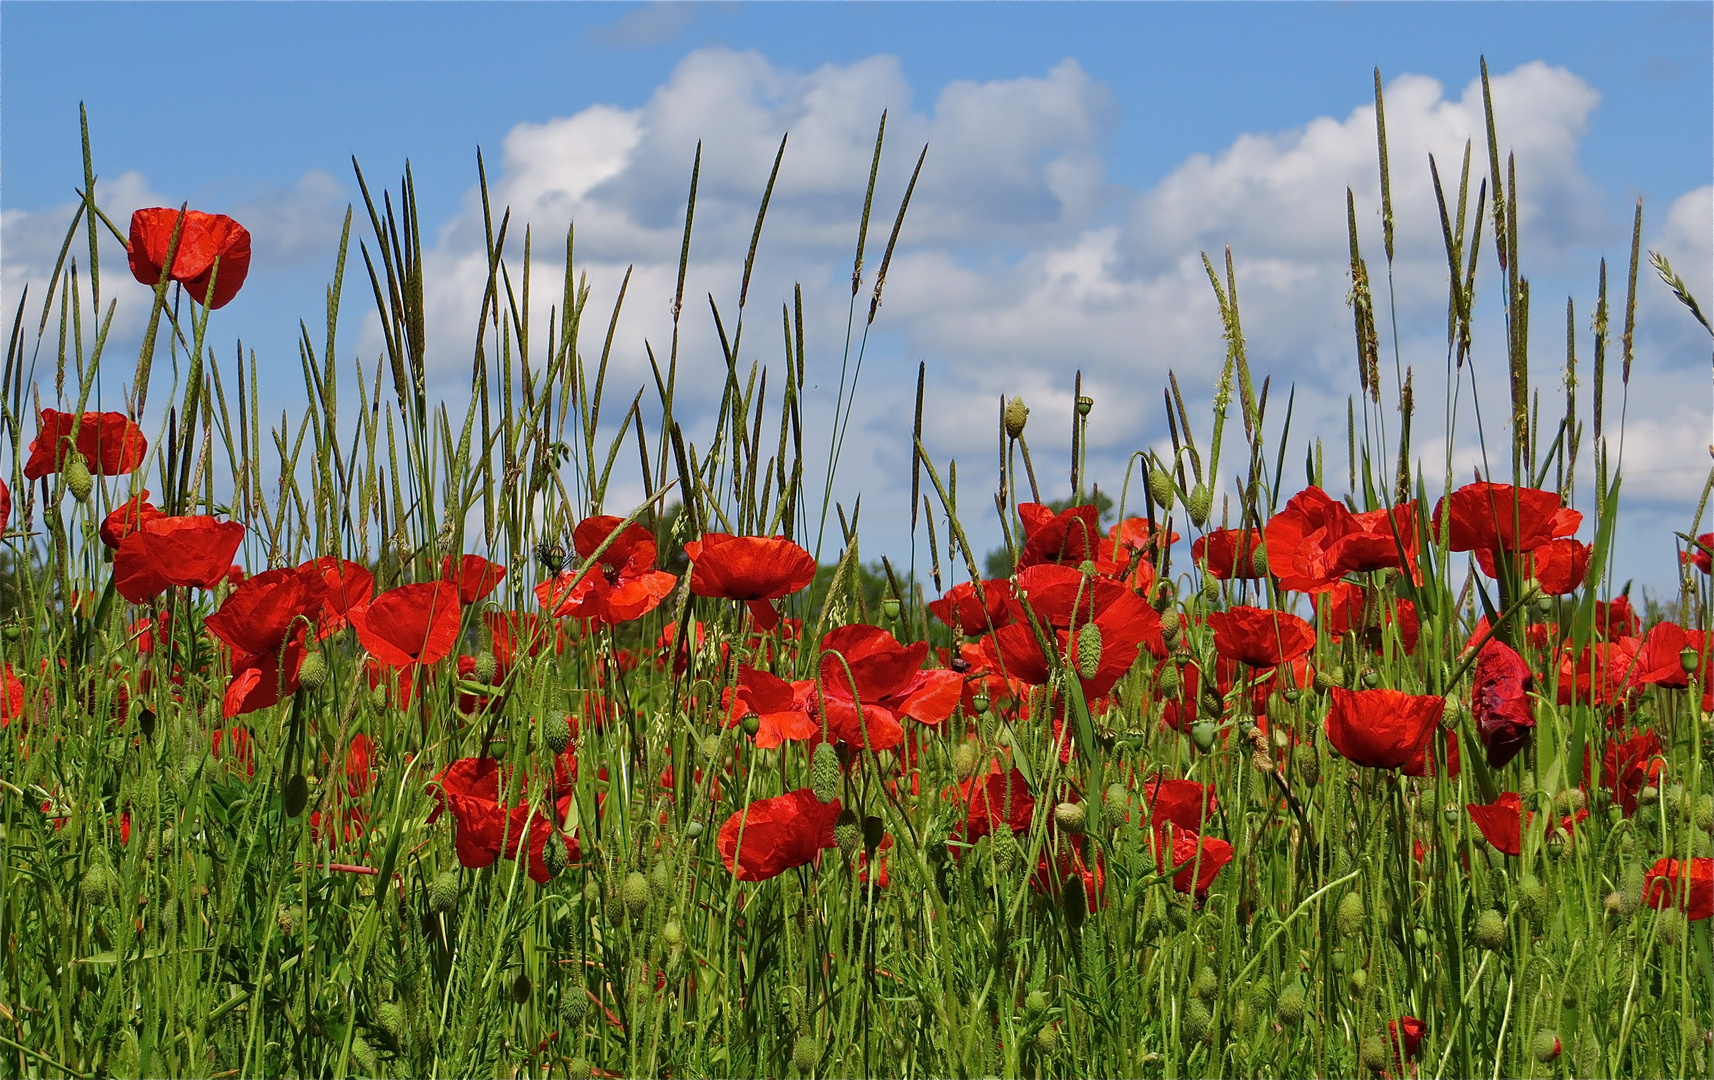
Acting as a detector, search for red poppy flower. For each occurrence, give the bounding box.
[486,610,558,666]
[127,207,252,309]
[112,515,247,603]
[1592,595,1641,641]
[1403,728,1460,779]
[1031,842,1107,912]
[716,788,842,881]
[1109,517,1176,591]
[442,553,506,605]
[211,727,255,777]
[23,409,147,480]
[1682,533,1714,575]
[1556,639,1642,708]
[928,578,1014,636]
[1390,1016,1427,1066]
[685,532,817,630]
[1323,687,1443,770]
[1016,502,1111,571]
[1476,537,1590,595]
[815,624,962,752]
[724,665,818,748]
[947,765,1035,842]
[1208,606,1315,668]
[536,517,676,625]
[1193,527,1267,580]
[985,564,1162,699]
[1140,776,1219,833]
[1470,639,1535,768]
[205,564,330,716]
[1265,487,1418,592]
[0,664,25,726]
[1637,623,1712,692]
[1316,582,1420,654]
[1641,857,1714,921]
[1466,792,1530,856]
[1592,729,1664,817]
[353,581,462,668]
[1434,482,1580,554]
[301,557,376,636]
[99,490,163,549]
[430,757,578,884]
[1151,821,1234,895]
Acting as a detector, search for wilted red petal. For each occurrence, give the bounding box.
[1471,639,1535,768]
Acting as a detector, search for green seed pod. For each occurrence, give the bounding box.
[1275,984,1307,1026]
[661,919,684,949]
[791,1032,820,1074]
[1033,1022,1059,1056]
[1474,908,1507,951]
[1191,966,1218,1002]
[1655,907,1686,948]
[811,743,842,804]
[1025,989,1051,1016]
[1190,720,1217,752]
[1336,891,1365,938]
[510,970,532,1003]
[296,652,329,692]
[1533,1029,1562,1063]
[1361,669,1381,689]
[685,820,704,840]
[542,715,572,755]
[973,689,991,714]
[428,871,459,915]
[834,809,862,857]
[1076,623,1104,680]
[1076,394,1094,417]
[881,596,902,620]
[1188,483,1213,527]
[1104,782,1130,829]
[1054,801,1087,836]
[1360,1033,1388,1073]
[1158,662,1183,697]
[1181,998,1212,1044]
[64,454,94,502]
[1413,926,1430,950]
[952,741,979,782]
[1681,645,1699,673]
[282,774,308,818]
[622,871,650,919]
[1004,396,1031,440]
[1148,464,1175,511]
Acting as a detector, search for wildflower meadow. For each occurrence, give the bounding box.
[1,59,1711,1080]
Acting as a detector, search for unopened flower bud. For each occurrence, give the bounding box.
[511,969,533,1004]
[791,1033,821,1074]
[1076,624,1103,681]
[64,454,94,502]
[1474,908,1507,951]
[811,743,842,804]
[1148,464,1175,511]
[834,809,861,857]
[1191,966,1218,1001]
[1054,801,1087,835]
[952,741,979,781]
[1182,998,1212,1044]
[1337,891,1365,938]
[622,871,650,919]
[1188,483,1212,527]
[473,650,498,684]
[542,715,572,755]
[1655,907,1686,947]
[1360,1033,1389,1073]
[1275,984,1307,1026]
[1533,1029,1562,1063]
[296,652,329,692]
[428,871,459,914]
[1157,662,1183,697]
[1033,1021,1059,1055]
[542,835,567,879]
[1004,397,1030,440]
[283,773,308,817]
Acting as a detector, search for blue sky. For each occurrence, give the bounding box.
[4,2,1710,592]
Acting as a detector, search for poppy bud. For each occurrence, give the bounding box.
[1063,875,1087,931]
[1348,967,1368,995]
[791,1033,820,1074]
[1313,666,1336,693]
[81,863,119,906]
[139,707,157,739]
[1250,543,1270,578]
[991,825,1021,874]
[1033,1022,1059,1055]
[834,809,861,857]
[283,774,308,817]
[1076,624,1103,680]
[564,989,590,1026]
[543,835,566,879]
[1413,926,1430,949]
[1474,908,1507,951]
[1655,907,1686,947]
[882,596,902,620]
[1276,984,1307,1026]
[1148,465,1175,511]
[685,820,704,840]
[1181,998,1212,1044]
[510,970,532,1004]
[662,919,684,949]
[1188,483,1212,527]
[473,650,498,684]
[1533,1029,1562,1063]
[542,715,572,756]
[566,1057,592,1080]
[1104,783,1130,829]
[1360,1033,1388,1073]
[1076,395,1094,417]
[811,743,842,804]
[429,871,459,915]
[297,652,329,692]
[1004,396,1030,440]
[1054,801,1087,835]
[1694,794,1713,833]
[1336,891,1365,938]
[622,871,650,919]
[1518,875,1547,920]
[64,453,94,502]
[2,624,18,641]
[1296,750,1321,787]
[649,861,671,897]
[1025,988,1051,1016]
[1201,574,1221,602]
[741,711,762,736]
[1158,662,1183,697]
[952,741,979,781]
[1191,966,1218,1001]
[1638,785,1659,806]
[1191,720,1217,752]
[863,815,884,852]
[1330,947,1349,972]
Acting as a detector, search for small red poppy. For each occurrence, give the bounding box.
[685,533,817,630]
[1682,533,1714,575]
[1641,857,1713,921]
[1470,639,1535,768]
[0,663,24,726]
[430,757,578,883]
[1208,605,1316,668]
[816,624,962,752]
[537,516,677,625]
[1389,1016,1427,1065]
[1151,821,1234,895]
[947,765,1035,843]
[1466,792,1530,856]
[112,515,247,603]
[1016,502,1110,571]
[442,553,507,605]
[127,207,252,309]
[1265,487,1418,592]
[724,665,818,748]
[1192,527,1267,580]
[927,578,1015,636]
[1433,481,1580,554]
[1592,729,1664,817]
[1476,536,1590,595]
[23,409,148,480]
[352,581,463,668]
[1140,776,1219,834]
[205,564,330,716]
[1637,622,1711,691]
[716,788,842,881]
[1323,687,1443,770]
[0,479,10,533]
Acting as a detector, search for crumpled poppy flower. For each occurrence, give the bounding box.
[1389,1016,1428,1068]
[211,727,255,776]
[113,515,247,603]
[1323,687,1443,770]
[24,409,147,480]
[442,553,506,605]
[0,663,25,726]
[814,624,962,752]
[353,581,462,668]
[1193,527,1267,580]
[947,765,1035,843]
[429,757,578,884]
[1208,606,1315,668]
[724,665,818,747]
[1641,857,1713,921]
[928,578,1014,636]
[1592,595,1641,640]
[1316,582,1419,654]
[1470,639,1535,768]
[205,564,330,716]
[1434,481,1580,554]
[1140,776,1219,833]
[1109,517,1176,591]
[1590,729,1664,817]
[1150,821,1234,895]
[685,532,817,630]
[1466,792,1531,856]
[1682,533,1714,575]
[99,490,163,549]
[1476,537,1590,595]
[127,207,252,309]
[1016,502,1112,571]
[536,516,676,625]
[1265,487,1417,592]
[717,788,842,881]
